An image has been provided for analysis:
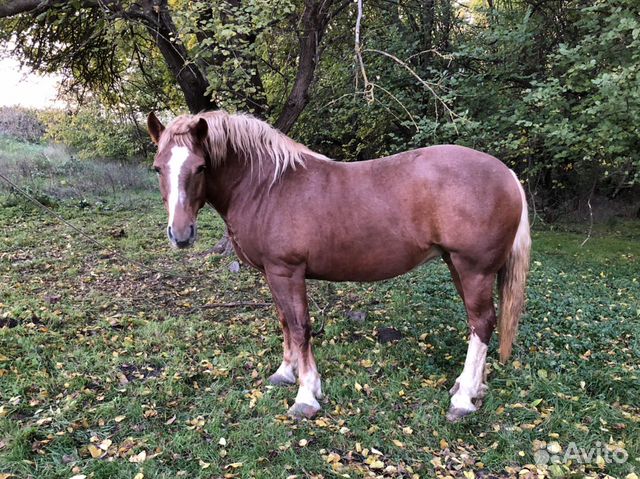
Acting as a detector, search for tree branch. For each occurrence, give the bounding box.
[0,0,119,18]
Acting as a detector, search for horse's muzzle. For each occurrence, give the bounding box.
[167,224,196,249]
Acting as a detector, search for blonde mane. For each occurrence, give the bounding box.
[159,111,327,180]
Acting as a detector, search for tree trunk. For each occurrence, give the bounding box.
[274,0,332,133]
[139,0,215,113]
[422,0,435,61]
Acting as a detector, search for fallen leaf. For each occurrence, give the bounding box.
[129,450,147,463]
[87,444,103,458]
[114,415,126,423]
[98,439,112,451]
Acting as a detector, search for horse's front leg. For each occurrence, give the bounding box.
[265,265,322,419]
[268,304,297,386]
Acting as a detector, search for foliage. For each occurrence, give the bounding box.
[0,135,155,205]
[0,177,639,477]
[0,106,45,143]
[39,106,150,162]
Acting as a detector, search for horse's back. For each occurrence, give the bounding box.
[259,145,523,280]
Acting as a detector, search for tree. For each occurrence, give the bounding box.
[0,0,347,130]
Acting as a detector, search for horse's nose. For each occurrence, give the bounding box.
[167,224,195,248]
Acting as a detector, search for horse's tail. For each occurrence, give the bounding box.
[498,171,531,363]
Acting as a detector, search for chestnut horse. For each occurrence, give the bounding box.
[147,110,531,422]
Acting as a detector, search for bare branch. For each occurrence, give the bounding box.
[354,0,373,103]
[0,0,120,18]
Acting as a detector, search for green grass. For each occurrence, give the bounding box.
[0,153,639,478]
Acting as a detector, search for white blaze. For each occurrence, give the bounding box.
[167,146,189,226]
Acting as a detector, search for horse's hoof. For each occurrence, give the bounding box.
[287,402,321,419]
[446,406,474,423]
[449,381,460,396]
[268,373,296,387]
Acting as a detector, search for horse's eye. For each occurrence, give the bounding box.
[196,165,206,174]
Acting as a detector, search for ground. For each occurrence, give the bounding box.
[0,138,639,479]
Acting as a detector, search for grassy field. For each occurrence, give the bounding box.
[1,139,639,479]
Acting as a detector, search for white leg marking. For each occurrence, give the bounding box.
[295,367,322,407]
[450,333,488,412]
[167,146,189,226]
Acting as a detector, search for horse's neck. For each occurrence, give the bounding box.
[205,151,276,218]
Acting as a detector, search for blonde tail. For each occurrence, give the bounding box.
[498,171,532,363]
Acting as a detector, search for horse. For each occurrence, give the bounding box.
[146,110,531,422]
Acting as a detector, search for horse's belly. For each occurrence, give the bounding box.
[306,245,443,282]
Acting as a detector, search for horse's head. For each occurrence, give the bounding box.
[147,112,209,249]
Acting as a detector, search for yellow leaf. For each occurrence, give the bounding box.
[114,415,126,423]
[392,439,404,448]
[133,474,144,479]
[226,462,243,469]
[129,450,147,463]
[354,382,363,392]
[464,471,476,479]
[402,426,413,435]
[299,439,308,447]
[0,475,14,479]
[88,444,103,458]
[439,439,448,449]
[219,437,227,446]
[68,476,86,479]
[368,459,384,469]
[625,474,639,479]
[98,439,112,451]
[199,459,210,469]
[360,359,373,368]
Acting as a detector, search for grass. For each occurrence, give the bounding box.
[0,144,639,479]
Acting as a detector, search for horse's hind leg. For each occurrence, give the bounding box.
[445,256,497,422]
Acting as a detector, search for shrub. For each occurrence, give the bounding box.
[39,106,150,161]
[0,106,46,143]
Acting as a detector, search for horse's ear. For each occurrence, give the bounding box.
[147,112,165,145]
[192,117,208,144]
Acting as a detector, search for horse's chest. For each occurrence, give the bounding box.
[226,225,263,271]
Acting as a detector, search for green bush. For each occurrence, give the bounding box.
[39,106,149,161]
[0,106,46,143]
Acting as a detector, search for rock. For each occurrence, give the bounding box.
[377,327,402,344]
[228,261,241,273]
[346,310,367,322]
